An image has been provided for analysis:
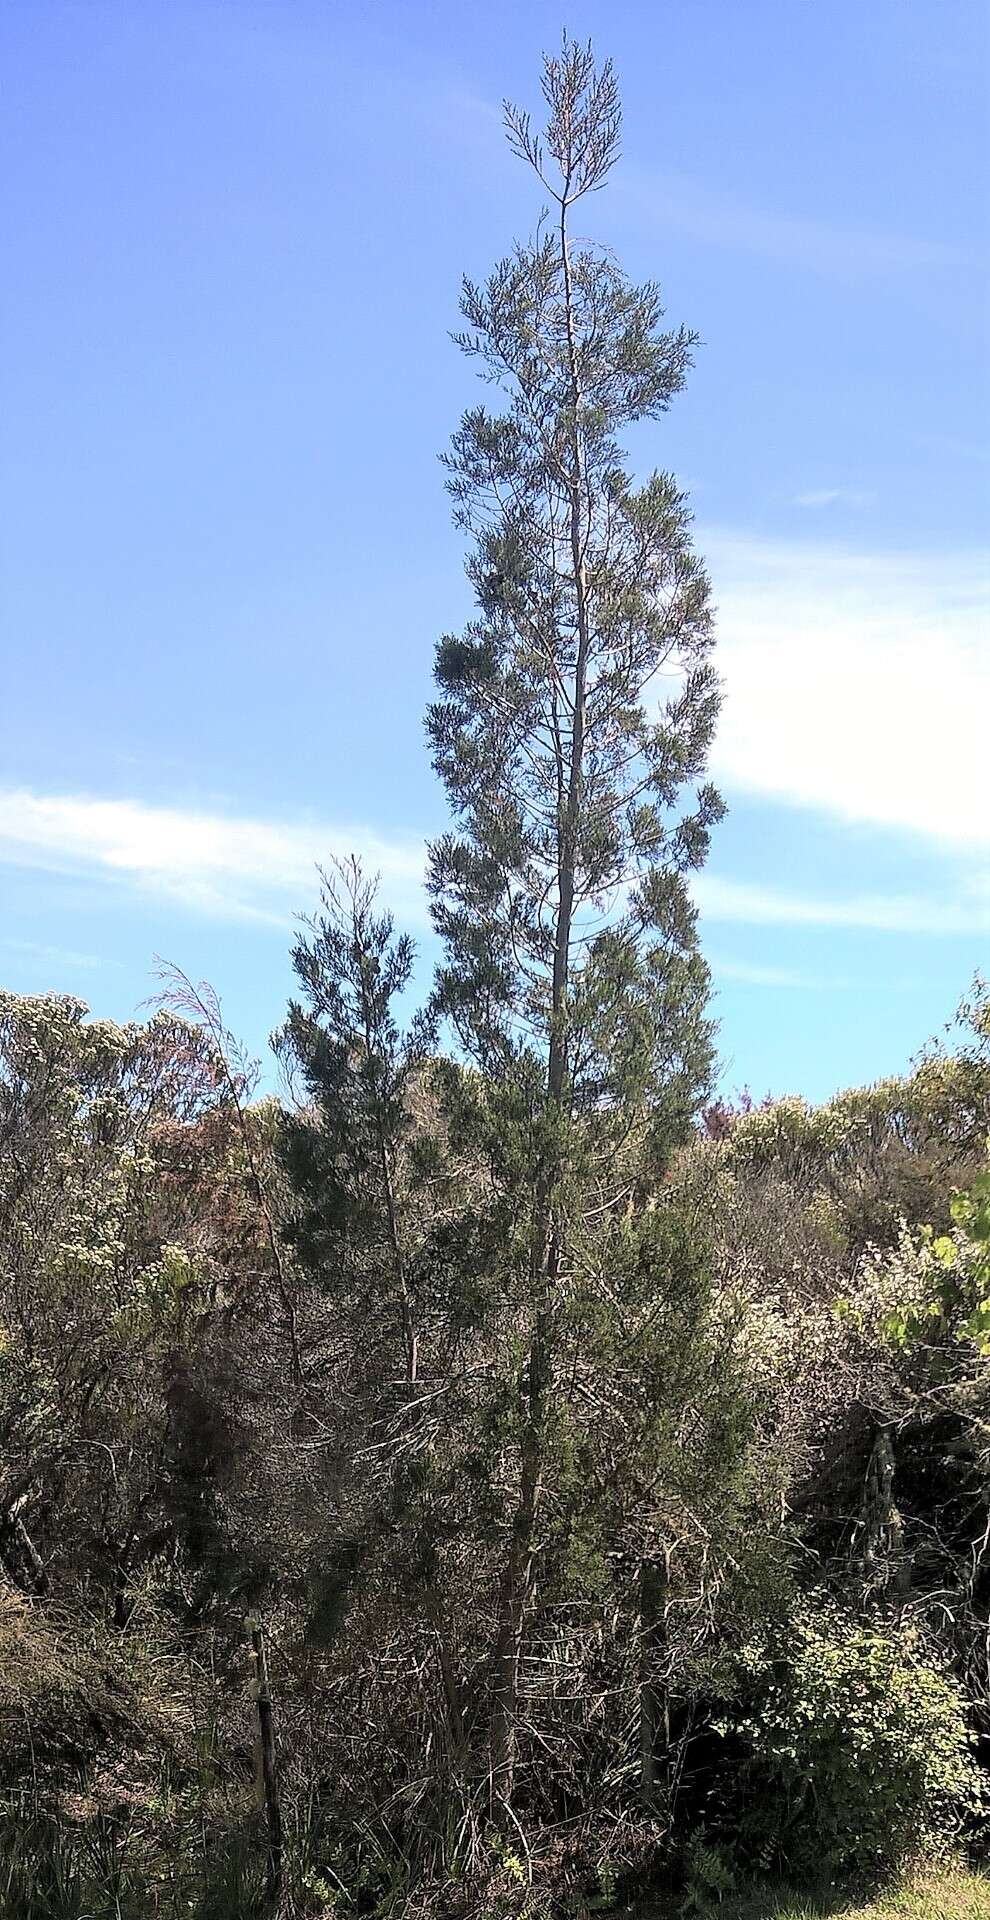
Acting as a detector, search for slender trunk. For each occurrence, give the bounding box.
[240,1118,303,1392]
[489,178,590,1794]
[358,967,418,1387]
[379,1132,418,1386]
[639,1556,668,1813]
[489,1294,550,1786]
[170,969,303,1388]
[551,180,592,1111]
[430,1603,469,1770]
[249,1616,283,1903]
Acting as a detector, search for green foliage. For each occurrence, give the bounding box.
[427,35,721,1124]
[721,983,990,1261]
[0,1811,269,1919]
[952,1166,990,1351]
[876,1162,990,1356]
[725,1605,982,1881]
[682,1836,738,1914]
[276,856,422,1269]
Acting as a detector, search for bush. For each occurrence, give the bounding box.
[723,1603,983,1881]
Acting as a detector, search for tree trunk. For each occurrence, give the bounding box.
[639,1556,667,1813]
[489,1293,549,1791]
[488,174,590,1799]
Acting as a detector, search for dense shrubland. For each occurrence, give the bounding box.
[1,980,987,1915]
[2,36,986,1919]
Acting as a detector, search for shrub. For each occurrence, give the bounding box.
[725,1603,983,1881]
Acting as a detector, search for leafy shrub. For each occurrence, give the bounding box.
[681,1834,738,1913]
[724,1603,982,1881]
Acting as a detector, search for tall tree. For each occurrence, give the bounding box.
[427,36,723,1786]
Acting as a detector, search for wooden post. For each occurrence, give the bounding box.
[248,1614,283,1902]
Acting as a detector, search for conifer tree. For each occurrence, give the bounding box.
[277,858,422,1388]
[427,36,723,1784]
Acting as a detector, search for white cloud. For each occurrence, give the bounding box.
[694,873,989,937]
[704,531,990,852]
[794,488,874,509]
[3,527,987,946]
[0,782,984,948]
[708,954,850,989]
[0,785,983,947]
[0,789,427,927]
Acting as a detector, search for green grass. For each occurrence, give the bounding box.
[653,1866,990,1919]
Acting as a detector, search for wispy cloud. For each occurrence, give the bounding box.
[794,487,875,509]
[913,432,989,466]
[436,90,966,284]
[1,936,105,972]
[3,526,987,944]
[708,954,851,989]
[0,785,985,946]
[694,874,989,937]
[622,165,968,278]
[704,531,990,853]
[0,789,427,927]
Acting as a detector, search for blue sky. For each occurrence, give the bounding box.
[1,0,987,1100]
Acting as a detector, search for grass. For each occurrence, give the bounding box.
[659,1865,990,1919]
